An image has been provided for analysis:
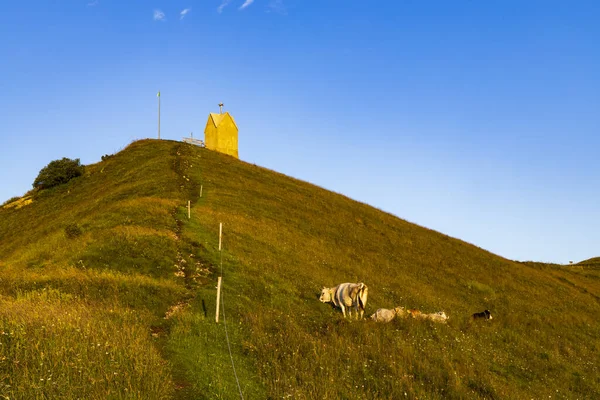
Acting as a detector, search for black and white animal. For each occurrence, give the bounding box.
[319,282,368,319]
[471,310,493,320]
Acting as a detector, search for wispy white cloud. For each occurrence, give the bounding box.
[87,0,98,6]
[153,9,165,21]
[217,0,231,13]
[180,8,191,20]
[239,0,254,10]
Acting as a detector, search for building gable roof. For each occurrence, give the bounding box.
[208,112,238,131]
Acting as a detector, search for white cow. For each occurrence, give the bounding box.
[422,311,449,324]
[370,306,406,323]
[319,282,368,319]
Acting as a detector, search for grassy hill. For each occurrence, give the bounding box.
[578,257,600,269]
[1,139,599,399]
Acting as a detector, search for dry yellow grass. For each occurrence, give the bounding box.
[2,195,33,210]
[0,289,174,399]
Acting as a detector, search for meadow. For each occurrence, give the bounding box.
[1,139,598,399]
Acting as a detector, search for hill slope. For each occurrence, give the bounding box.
[1,139,599,399]
[578,257,600,268]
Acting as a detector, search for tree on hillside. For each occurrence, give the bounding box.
[33,158,85,190]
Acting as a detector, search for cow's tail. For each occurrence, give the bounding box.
[357,283,368,312]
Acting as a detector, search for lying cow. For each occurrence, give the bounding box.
[369,306,406,323]
[422,311,449,323]
[319,282,368,319]
[408,309,449,323]
[472,310,493,320]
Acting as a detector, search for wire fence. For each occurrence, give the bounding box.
[219,229,245,400]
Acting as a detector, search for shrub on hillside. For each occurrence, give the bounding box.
[33,158,85,190]
[65,223,82,239]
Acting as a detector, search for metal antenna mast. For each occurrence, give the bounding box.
[157,91,161,139]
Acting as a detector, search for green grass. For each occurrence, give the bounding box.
[1,139,599,398]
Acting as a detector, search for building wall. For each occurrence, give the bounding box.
[204,119,219,151]
[216,116,239,159]
[204,114,239,159]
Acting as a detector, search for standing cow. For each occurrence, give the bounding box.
[319,282,369,319]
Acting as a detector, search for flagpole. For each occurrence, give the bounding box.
[157,91,161,140]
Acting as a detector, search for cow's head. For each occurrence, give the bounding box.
[319,287,332,303]
[394,306,406,316]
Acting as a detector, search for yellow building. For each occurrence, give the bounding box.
[204,107,239,159]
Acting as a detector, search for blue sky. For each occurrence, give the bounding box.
[1,0,598,263]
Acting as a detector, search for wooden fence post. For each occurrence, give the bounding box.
[216,222,223,323]
[215,276,222,323]
[219,222,222,251]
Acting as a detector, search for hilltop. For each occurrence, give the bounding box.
[1,139,599,399]
[578,257,600,268]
